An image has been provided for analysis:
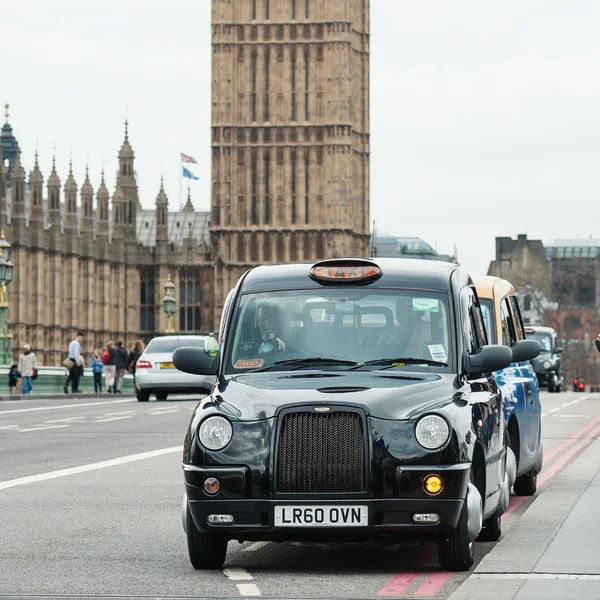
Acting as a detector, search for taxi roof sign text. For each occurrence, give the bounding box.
[309,260,382,284]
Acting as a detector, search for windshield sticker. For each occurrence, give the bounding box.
[234,359,264,369]
[428,344,448,363]
[413,299,440,312]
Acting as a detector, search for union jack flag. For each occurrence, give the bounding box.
[180,152,197,164]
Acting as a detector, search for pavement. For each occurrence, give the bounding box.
[0,390,598,600]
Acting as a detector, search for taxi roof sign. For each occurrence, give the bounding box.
[309,259,382,284]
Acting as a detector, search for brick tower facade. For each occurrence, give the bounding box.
[210,0,370,319]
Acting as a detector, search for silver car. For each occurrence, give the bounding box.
[135,335,216,402]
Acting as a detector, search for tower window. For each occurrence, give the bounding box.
[304,48,310,121]
[291,52,297,121]
[265,0,269,20]
[264,48,270,122]
[251,52,257,122]
[305,0,309,18]
[305,150,309,224]
[292,0,296,20]
[237,232,244,261]
[251,150,258,225]
[253,0,257,20]
[264,151,270,224]
[291,149,296,224]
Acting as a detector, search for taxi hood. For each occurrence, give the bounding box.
[212,371,461,421]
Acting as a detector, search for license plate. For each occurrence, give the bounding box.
[159,362,174,369]
[274,505,368,527]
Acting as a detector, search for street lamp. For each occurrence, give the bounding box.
[163,273,176,334]
[0,231,14,364]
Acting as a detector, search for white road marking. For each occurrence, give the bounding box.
[0,399,131,415]
[561,403,571,408]
[0,446,183,491]
[94,415,134,422]
[45,417,86,423]
[0,425,20,429]
[236,584,261,596]
[547,407,560,413]
[243,541,270,552]
[224,568,254,581]
[20,424,71,432]
[103,411,135,416]
[148,409,179,415]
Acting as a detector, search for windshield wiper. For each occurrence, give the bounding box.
[253,357,358,372]
[350,357,448,370]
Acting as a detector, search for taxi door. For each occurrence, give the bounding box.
[507,295,541,462]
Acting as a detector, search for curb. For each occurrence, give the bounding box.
[0,393,137,401]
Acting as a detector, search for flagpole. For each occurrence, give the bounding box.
[179,152,183,211]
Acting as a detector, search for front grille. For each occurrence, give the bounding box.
[277,411,366,494]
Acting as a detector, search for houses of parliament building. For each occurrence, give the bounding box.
[0,0,370,365]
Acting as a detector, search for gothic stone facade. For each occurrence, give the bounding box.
[0,0,370,366]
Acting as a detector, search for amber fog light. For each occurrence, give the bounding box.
[423,474,444,496]
[203,477,221,495]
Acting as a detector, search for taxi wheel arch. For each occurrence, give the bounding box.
[508,418,520,469]
[186,505,228,570]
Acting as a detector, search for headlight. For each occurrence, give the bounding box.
[199,416,232,450]
[415,415,450,450]
[543,360,552,370]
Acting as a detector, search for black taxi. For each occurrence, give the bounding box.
[174,258,514,571]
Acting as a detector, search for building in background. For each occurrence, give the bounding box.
[373,235,457,263]
[489,234,600,386]
[0,0,371,365]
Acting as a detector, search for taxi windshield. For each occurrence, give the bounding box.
[226,289,453,373]
[527,331,553,353]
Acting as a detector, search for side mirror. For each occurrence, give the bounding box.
[555,347,564,354]
[465,345,513,376]
[173,346,218,376]
[511,339,540,363]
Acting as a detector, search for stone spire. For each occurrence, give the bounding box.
[155,176,169,244]
[29,151,44,225]
[96,169,109,241]
[47,154,61,228]
[10,150,26,222]
[80,165,94,236]
[63,160,78,232]
[183,184,194,212]
[111,184,126,240]
[116,119,139,233]
[0,104,19,184]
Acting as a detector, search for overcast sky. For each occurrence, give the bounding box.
[3,0,600,274]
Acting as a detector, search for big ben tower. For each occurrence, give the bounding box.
[211,0,370,316]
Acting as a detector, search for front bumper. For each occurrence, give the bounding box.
[136,371,215,393]
[183,463,470,541]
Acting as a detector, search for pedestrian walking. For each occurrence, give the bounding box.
[90,350,104,393]
[64,332,84,393]
[103,341,116,393]
[128,339,145,392]
[8,364,19,396]
[17,343,38,395]
[113,341,129,393]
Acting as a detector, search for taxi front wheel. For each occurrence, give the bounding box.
[186,507,228,570]
[437,498,475,571]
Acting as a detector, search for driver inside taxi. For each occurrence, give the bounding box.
[257,303,287,353]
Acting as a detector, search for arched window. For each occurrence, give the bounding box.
[140,271,156,332]
[179,271,202,332]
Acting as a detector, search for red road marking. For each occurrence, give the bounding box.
[538,422,600,487]
[543,415,600,464]
[376,572,421,597]
[412,571,452,597]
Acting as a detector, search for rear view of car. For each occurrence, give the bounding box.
[135,335,216,401]
[525,326,564,393]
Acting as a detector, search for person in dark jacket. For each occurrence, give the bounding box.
[113,341,129,393]
[8,364,19,396]
[595,334,600,353]
[128,339,146,392]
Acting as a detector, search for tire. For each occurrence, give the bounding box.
[136,390,150,402]
[156,392,168,401]
[437,495,475,571]
[514,470,537,496]
[186,507,228,569]
[478,509,502,542]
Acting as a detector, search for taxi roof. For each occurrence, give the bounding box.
[240,258,460,293]
[472,274,516,300]
[524,325,556,334]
